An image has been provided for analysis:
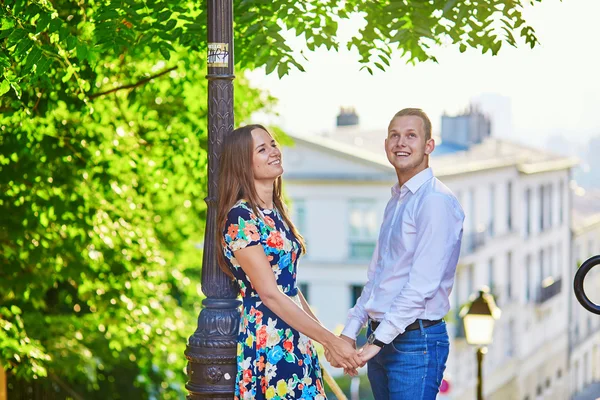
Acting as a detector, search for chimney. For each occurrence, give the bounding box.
[336,107,359,127]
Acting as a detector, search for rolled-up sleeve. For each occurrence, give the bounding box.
[374,194,463,344]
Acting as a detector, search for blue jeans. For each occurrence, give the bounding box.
[366,320,449,400]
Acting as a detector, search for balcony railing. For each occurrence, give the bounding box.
[461,230,486,256]
[536,276,562,304]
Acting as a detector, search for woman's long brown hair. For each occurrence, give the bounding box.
[216,124,306,279]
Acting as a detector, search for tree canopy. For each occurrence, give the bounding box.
[1,0,543,398]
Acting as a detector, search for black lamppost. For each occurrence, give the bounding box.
[184,1,239,399]
[574,255,600,315]
[460,287,501,400]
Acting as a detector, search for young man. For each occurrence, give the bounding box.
[339,108,464,399]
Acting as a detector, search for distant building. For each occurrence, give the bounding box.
[336,107,360,127]
[440,105,491,152]
[569,189,600,399]
[283,109,579,400]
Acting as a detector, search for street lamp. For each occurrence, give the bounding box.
[460,287,501,400]
[184,1,239,399]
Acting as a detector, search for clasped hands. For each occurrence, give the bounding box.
[323,335,381,376]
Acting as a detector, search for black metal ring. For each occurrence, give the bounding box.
[574,255,600,315]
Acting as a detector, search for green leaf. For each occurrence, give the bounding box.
[67,35,77,51]
[24,47,43,72]
[159,45,171,60]
[277,61,289,79]
[10,81,22,98]
[77,43,89,60]
[165,19,176,30]
[265,57,277,75]
[157,11,170,22]
[0,79,10,96]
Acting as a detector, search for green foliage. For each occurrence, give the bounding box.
[0,0,273,398]
[0,0,544,397]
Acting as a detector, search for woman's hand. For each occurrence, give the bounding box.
[323,336,362,370]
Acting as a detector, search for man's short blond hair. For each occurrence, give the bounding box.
[391,108,432,140]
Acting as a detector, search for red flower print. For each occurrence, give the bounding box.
[261,377,267,393]
[298,359,303,366]
[227,224,239,239]
[264,215,276,229]
[292,251,297,263]
[317,378,323,393]
[243,369,252,383]
[257,355,266,372]
[266,231,284,249]
[267,255,274,262]
[257,325,268,349]
[283,340,293,353]
[298,383,304,390]
[255,310,263,324]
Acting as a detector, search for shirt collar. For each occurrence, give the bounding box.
[391,167,434,196]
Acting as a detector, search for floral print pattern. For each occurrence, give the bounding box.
[223,201,327,400]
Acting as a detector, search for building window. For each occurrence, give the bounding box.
[468,188,476,232]
[488,258,495,292]
[348,199,378,260]
[549,245,554,277]
[292,198,307,241]
[539,249,545,284]
[507,252,513,300]
[526,254,531,302]
[298,282,309,302]
[506,318,515,357]
[350,284,363,307]
[559,180,564,225]
[547,184,553,228]
[467,264,474,297]
[525,189,531,237]
[489,184,495,236]
[539,185,545,232]
[507,181,513,231]
[557,243,562,279]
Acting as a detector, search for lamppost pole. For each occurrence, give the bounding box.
[185,1,239,399]
[461,288,500,400]
[476,346,486,400]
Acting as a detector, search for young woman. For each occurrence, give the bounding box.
[217,125,361,400]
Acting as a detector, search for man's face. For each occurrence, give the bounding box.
[385,115,434,172]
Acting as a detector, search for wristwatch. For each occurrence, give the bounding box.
[367,333,385,348]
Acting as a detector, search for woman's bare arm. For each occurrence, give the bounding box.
[234,245,361,369]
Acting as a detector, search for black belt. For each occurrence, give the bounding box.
[369,319,442,334]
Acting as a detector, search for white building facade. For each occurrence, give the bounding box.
[282,129,581,399]
[569,191,600,399]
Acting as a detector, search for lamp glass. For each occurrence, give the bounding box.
[463,314,495,345]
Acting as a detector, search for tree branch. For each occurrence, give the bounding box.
[89,66,178,100]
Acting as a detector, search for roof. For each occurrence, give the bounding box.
[288,131,578,178]
[571,382,600,400]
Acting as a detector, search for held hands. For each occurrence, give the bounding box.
[324,335,382,376]
[323,335,361,374]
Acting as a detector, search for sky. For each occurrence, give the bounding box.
[246,0,600,150]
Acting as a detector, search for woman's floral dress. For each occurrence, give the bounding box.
[222,200,327,400]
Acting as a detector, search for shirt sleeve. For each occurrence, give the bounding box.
[223,205,262,252]
[341,241,380,340]
[373,194,464,344]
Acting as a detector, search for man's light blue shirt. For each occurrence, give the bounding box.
[342,167,465,344]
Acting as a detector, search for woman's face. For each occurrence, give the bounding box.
[251,128,283,182]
